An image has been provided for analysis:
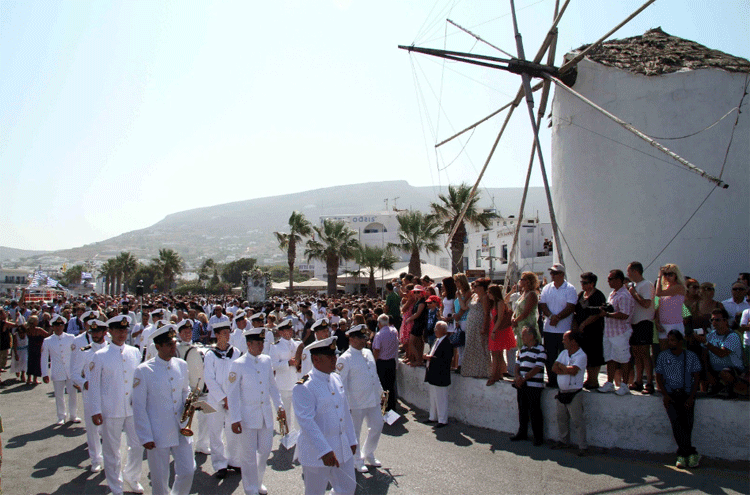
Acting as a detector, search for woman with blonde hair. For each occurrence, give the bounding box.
[461,277,492,379]
[511,272,540,344]
[655,263,687,348]
[452,273,472,372]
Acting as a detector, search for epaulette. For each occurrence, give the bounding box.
[296,374,310,385]
[80,345,92,351]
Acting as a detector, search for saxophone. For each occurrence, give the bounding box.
[381,390,389,415]
[277,409,289,436]
[180,378,203,436]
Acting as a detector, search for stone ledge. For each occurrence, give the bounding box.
[396,362,749,461]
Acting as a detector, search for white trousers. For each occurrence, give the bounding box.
[52,379,78,421]
[82,389,103,467]
[193,410,211,453]
[146,434,195,495]
[428,384,449,424]
[238,427,273,495]
[206,405,240,470]
[280,390,295,431]
[100,415,143,495]
[302,457,356,495]
[350,406,383,463]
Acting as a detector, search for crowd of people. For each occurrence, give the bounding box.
[0,264,747,491]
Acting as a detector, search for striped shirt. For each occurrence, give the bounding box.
[517,344,546,388]
[605,286,635,337]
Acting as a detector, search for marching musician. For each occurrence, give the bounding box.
[248,312,272,356]
[89,314,144,495]
[132,324,195,495]
[269,318,301,431]
[203,320,241,478]
[227,327,284,495]
[293,336,358,495]
[41,314,79,425]
[230,311,249,354]
[296,318,330,377]
[71,317,108,473]
[336,324,384,472]
[175,318,211,455]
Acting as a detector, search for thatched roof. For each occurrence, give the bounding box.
[572,27,750,76]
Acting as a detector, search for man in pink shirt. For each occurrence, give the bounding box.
[598,269,635,396]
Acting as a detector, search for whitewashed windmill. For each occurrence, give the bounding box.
[399,0,738,288]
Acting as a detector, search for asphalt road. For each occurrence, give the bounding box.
[1,376,747,495]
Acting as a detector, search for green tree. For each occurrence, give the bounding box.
[99,259,118,295]
[116,251,137,293]
[429,183,498,274]
[221,258,256,286]
[391,210,442,278]
[60,264,84,287]
[356,245,399,297]
[305,219,360,296]
[130,263,159,293]
[152,248,184,291]
[210,268,220,287]
[198,258,215,283]
[275,211,313,297]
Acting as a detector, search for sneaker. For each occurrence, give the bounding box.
[675,456,687,468]
[615,384,631,396]
[688,453,702,468]
[259,485,268,495]
[356,463,368,473]
[365,456,382,467]
[598,382,615,393]
[91,464,103,473]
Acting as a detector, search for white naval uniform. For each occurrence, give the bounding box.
[41,332,78,421]
[227,352,283,495]
[229,327,247,356]
[299,346,314,377]
[203,345,241,471]
[133,357,195,495]
[176,341,210,454]
[88,343,144,495]
[71,338,108,469]
[336,346,384,466]
[293,368,358,495]
[270,337,301,430]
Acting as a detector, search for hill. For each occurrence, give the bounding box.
[27,181,550,267]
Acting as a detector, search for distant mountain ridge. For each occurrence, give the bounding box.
[21,181,550,267]
[0,246,49,262]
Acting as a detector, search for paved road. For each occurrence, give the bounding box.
[1,377,747,495]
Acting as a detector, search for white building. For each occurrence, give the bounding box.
[551,28,749,300]
[0,268,30,298]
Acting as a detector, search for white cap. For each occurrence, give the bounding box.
[304,336,338,354]
[345,324,368,336]
[249,312,265,322]
[106,314,132,329]
[233,310,247,322]
[50,314,67,325]
[81,310,99,321]
[311,318,329,332]
[242,327,265,339]
[276,319,293,331]
[213,320,231,332]
[149,324,177,343]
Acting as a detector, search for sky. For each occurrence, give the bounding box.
[2,0,748,251]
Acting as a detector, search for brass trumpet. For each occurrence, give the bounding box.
[381,390,389,415]
[180,378,203,437]
[277,409,289,436]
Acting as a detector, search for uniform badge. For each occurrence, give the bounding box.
[89,362,95,371]
[336,363,344,371]
[228,372,237,383]
[71,344,76,351]
[301,354,307,360]
[133,378,140,388]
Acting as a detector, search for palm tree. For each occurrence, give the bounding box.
[391,210,442,278]
[356,245,399,297]
[274,211,313,296]
[304,219,360,295]
[152,248,184,291]
[429,183,498,274]
[116,251,137,293]
[99,259,117,296]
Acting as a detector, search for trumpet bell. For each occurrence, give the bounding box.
[180,427,194,437]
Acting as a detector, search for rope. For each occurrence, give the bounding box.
[644,74,749,270]
[647,106,741,140]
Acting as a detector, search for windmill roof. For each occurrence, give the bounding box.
[573,27,750,76]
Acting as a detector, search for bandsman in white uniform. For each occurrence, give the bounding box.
[230,311,249,354]
[144,319,170,362]
[248,312,272,356]
[89,315,145,495]
[203,320,241,478]
[227,327,284,495]
[139,308,164,350]
[71,317,109,472]
[293,336,358,495]
[336,324,384,472]
[269,318,301,430]
[296,318,331,377]
[41,315,80,424]
[175,318,211,455]
[133,325,195,495]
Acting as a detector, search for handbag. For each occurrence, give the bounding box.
[449,324,465,347]
[555,389,581,404]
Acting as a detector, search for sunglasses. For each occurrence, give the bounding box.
[710,318,726,322]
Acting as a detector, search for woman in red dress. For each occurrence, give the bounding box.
[487,285,516,385]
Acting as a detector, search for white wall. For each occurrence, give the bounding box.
[551,60,750,300]
[397,363,749,461]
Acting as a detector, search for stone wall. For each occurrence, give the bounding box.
[397,363,749,461]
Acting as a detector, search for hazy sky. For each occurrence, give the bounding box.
[2,0,748,251]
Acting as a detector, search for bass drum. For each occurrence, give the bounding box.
[180,343,207,392]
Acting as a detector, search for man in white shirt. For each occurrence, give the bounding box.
[538,263,578,388]
[722,282,750,330]
[41,315,79,424]
[269,319,301,430]
[551,331,588,456]
[336,324,384,472]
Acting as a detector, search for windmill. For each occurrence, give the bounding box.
[399,0,731,289]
